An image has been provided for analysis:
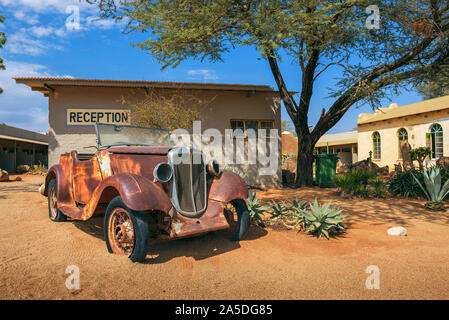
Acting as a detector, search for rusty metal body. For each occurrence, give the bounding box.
[44,145,248,240]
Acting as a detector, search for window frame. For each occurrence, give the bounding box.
[397,128,408,159]
[372,131,381,160]
[230,119,275,138]
[427,123,443,159]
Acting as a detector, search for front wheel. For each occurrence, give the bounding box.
[223,199,250,241]
[104,196,149,263]
[47,179,67,222]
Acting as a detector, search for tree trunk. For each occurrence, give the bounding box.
[295,133,315,187]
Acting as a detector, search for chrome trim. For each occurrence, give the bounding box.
[153,162,173,183]
[168,146,207,217]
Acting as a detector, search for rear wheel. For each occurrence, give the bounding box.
[47,179,67,222]
[223,199,250,241]
[104,196,149,263]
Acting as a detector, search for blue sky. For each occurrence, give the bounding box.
[0,0,424,133]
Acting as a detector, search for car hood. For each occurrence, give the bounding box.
[106,145,173,155]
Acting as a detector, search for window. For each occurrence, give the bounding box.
[372,132,381,160]
[230,119,274,138]
[398,128,408,159]
[427,123,443,159]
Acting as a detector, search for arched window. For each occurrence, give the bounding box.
[398,128,408,158]
[372,132,381,160]
[427,124,443,159]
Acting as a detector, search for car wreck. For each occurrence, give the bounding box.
[43,123,250,262]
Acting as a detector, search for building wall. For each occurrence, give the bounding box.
[48,86,282,187]
[357,107,449,169]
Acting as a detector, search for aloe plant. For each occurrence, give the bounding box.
[302,200,346,239]
[246,191,270,226]
[411,166,449,210]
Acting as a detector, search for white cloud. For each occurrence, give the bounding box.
[0,0,94,14]
[0,60,73,131]
[187,69,219,81]
[29,26,66,37]
[13,10,39,24]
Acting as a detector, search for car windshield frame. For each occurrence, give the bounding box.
[95,123,173,149]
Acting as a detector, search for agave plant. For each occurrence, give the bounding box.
[268,198,308,230]
[302,200,346,239]
[246,191,270,226]
[411,166,449,211]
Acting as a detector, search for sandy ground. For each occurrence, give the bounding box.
[1,175,449,299]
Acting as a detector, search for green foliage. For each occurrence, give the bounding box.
[269,198,308,230]
[87,0,449,186]
[411,166,449,210]
[370,177,387,198]
[246,191,270,226]
[333,168,377,197]
[0,15,6,94]
[223,165,248,182]
[410,147,431,170]
[302,200,346,239]
[29,162,47,175]
[388,168,427,198]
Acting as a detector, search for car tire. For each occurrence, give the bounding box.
[225,199,250,241]
[104,196,149,263]
[47,178,67,222]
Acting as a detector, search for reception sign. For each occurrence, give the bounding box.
[66,108,131,126]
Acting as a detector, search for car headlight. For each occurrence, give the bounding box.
[207,160,221,177]
[153,162,173,183]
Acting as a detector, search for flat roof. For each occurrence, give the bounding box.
[315,130,357,147]
[14,77,279,96]
[0,123,48,145]
[358,95,449,125]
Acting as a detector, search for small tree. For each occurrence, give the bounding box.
[0,15,6,94]
[410,147,432,171]
[121,88,214,131]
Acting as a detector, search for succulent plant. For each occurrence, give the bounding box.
[302,200,346,239]
[246,190,270,226]
[411,166,449,211]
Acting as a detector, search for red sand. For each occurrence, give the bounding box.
[1,175,449,299]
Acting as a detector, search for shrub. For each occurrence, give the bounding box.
[333,168,377,197]
[410,147,431,170]
[388,168,427,198]
[370,177,387,198]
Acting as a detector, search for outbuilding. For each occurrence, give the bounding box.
[0,123,48,172]
[15,78,282,186]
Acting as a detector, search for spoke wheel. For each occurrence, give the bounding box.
[49,187,58,220]
[108,208,135,255]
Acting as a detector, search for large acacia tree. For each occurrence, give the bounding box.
[87,0,449,186]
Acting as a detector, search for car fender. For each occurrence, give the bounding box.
[44,164,74,204]
[208,170,249,203]
[83,173,172,219]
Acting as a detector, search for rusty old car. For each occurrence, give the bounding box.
[43,123,250,262]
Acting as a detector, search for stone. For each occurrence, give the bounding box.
[16,164,30,173]
[387,226,407,236]
[38,184,45,195]
[15,176,22,181]
[0,169,9,182]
